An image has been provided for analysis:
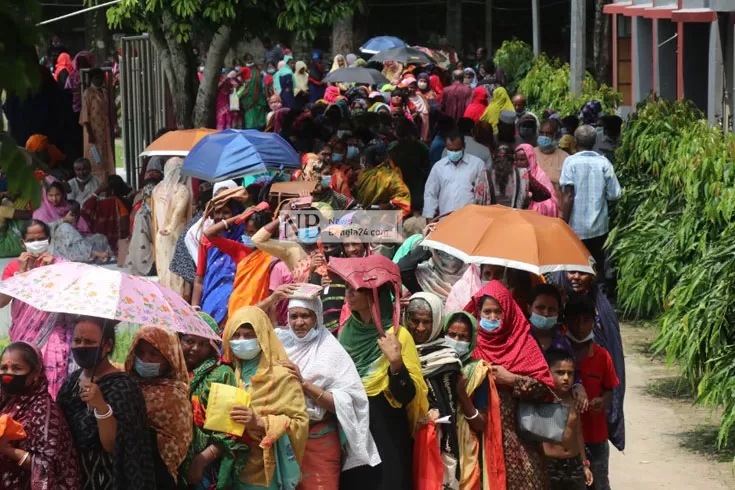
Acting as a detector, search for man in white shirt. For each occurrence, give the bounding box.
[423,131,486,218]
[67,158,101,205]
[443,117,492,169]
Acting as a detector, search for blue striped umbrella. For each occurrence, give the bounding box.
[182,129,300,182]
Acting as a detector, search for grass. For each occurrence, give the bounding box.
[678,425,735,463]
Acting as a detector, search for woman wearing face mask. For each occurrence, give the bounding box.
[203,204,273,318]
[124,326,193,489]
[56,316,156,489]
[441,311,504,489]
[279,296,381,489]
[81,68,115,180]
[528,284,588,410]
[0,220,77,398]
[488,143,551,210]
[179,313,241,489]
[0,342,81,489]
[405,293,466,490]
[534,119,569,205]
[462,281,555,490]
[515,143,557,217]
[222,307,309,489]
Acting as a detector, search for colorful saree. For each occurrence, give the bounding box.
[355,162,411,216]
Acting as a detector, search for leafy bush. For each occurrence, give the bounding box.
[518,55,622,117]
[493,39,534,95]
[609,97,735,446]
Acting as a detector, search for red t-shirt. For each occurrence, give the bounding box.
[579,343,620,444]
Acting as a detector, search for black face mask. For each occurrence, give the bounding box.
[0,373,28,395]
[324,248,342,259]
[72,346,103,369]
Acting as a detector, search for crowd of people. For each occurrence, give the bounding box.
[0,40,627,490]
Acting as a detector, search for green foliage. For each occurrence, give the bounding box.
[609,98,735,447]
[493,39,534,95]
[518,55,622,116]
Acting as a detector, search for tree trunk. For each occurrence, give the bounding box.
[332,14,353,56]
[593,0,611,83]
[160,11,197,128]
[446,0,462,53]
[193,25,232,129]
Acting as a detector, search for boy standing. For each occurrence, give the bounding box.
[542,348,594,490]
[566,295,620,490]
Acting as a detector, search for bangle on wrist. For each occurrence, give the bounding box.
[18,451,30,467]
[94,404,113,420]
[582,458,590,467]
[464,408,480,421]
[316,390,326,401]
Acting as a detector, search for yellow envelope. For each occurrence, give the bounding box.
[203,383,252,436]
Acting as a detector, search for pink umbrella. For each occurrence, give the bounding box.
[0,262,219,340]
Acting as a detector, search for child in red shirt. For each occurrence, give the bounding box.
[566,294,619,490]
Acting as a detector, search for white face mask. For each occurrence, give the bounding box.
[418,81,428,90]
[229,338,261,360]
[288,326,319,344]
[24,239,50,256]
[567,330,594,344]
[445,337,470,357]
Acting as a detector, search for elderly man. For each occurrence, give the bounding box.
[423,130,486,218]
[67,157,101,205]
[560,125,622,278]
[442,69,472,123]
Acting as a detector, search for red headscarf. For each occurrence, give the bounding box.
[464,280,554,388]
[429,75,444,103]
[53,53,73,81]
[463,87,489,122]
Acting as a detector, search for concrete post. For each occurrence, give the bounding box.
[532,0,540,57]
[486,0,493,56]
[570,0,586,95]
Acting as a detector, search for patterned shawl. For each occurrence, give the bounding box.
[124,326,194,479]
[416,249,469,301]
[516,143,558,217]
[0,342,80,489]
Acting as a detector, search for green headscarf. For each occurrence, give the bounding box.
[339,286,395,378]
[442,310,478,363]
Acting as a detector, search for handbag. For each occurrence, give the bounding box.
[517,385,571,444]
[328,255,402,335]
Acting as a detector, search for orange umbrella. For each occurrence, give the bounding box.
[139,129,217,157]
[421,205,595,275]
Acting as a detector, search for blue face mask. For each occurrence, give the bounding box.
[447,150,463,163]
[560,128,569,135]
[537,135,556,150]
[347,145,359,159]
[445,337,470,357]
[530,313,558,330]
[230,338,261,360]
[234,65,241,71]
[134,356,162,378]
[321,175,332,188]
[479,318,501,332]
[241,234,254,247]
[298,226,320,244]
[332,153,344,163]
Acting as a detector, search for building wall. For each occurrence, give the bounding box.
[656,19,678,100]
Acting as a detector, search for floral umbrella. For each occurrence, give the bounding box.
[0,262,219,340]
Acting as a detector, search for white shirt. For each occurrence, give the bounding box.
[423,152,486,218]
[67,176,101,205]
[443,136,492,170]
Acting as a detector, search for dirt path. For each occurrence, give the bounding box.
[609,324,735,489]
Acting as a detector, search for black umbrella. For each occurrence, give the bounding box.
[368,46,436,65]
[323,67,390,86]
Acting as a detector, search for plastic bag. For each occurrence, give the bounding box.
[229,91,240,111]
[412,422,443,490]
[203,382,251,436]
[0,414,27,441]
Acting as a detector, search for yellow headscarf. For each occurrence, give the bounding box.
[330,54,346,72]
[222,307,309,488]
[480,87,515,132]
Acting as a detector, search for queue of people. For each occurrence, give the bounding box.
[0,47,625,490]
